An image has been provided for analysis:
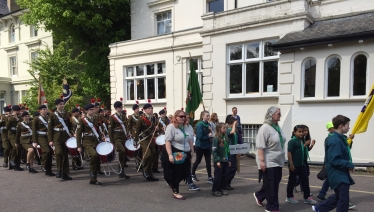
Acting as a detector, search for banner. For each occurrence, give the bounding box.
[229,143,251,155]
[62,78,73,104]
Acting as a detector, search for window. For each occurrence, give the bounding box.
[352,54,367,96]
[12,91,19,105]
[228,40,278,96]
[208,0,224,13]
[9,24,15,43]
[30,52,39,72]
[303,59,316,98]
[9,56,17,76]
[0,93,4,114]
[124,63,166,102]
[156,11,172,35]
[326,56,341,97]
[30,25,38,37]
[187,58,203,92]
[21,90,27,98]
[242,124,261,153]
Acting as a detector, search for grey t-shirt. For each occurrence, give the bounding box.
[255,123,286,168]
[165,124,191,152]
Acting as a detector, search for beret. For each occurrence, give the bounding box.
[12,105,21,111]
[55,98,64,105]
[21,111,29,117]
[84,104,94,110]
[113,101,123,108]
[38,105,47,110]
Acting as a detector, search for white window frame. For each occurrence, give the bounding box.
[227,40,279,98]
[324,55,342,98]
[301,57,317,99]
[0,92,5,114]
[9,24,15,43]
[30,25,38,37]
[350,52,369,97]
[242,124,262,153]
[30,51,39,72]
[9,56,17,76]
[123,62,166,103]
[187,58,203,93]
[156,11,172,35]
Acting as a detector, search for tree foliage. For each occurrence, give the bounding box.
[17,0,131,105]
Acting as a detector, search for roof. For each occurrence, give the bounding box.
[0,0,9,16]
[272,12,374,51]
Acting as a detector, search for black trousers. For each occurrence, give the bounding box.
[212,162,229,192]
[227,154,237,185]
[255,167,282,211]
[287,164,311,199]
[191,146,212,177]
[316,183,350,212]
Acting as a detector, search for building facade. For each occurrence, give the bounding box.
[109,0,374,163]
[0,0,53,112]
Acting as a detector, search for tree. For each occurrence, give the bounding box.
[17,0,132,105]
[22,41,85,113]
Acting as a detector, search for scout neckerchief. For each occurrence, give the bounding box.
[270,123,284,150]
[228,127,238,145]
[21,122,32,135]
[198,120,210,128]
[113,113,127,136]
[222,135,229,161]
[178,126,187,151]
[38,115,48,129]
[292,136,305,165]
[54,111,72,137]
[83,117,101,142]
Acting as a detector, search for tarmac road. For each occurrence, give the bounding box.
[0,155,373,212]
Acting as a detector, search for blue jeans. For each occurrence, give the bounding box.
[316,183,350,212]
[319,178,330,197]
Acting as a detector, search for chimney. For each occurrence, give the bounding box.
[7,0,20,12]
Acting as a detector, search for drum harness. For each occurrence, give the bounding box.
[137,116,160,172]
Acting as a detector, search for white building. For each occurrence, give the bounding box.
[109,0,374,163]
[0,0,53,111]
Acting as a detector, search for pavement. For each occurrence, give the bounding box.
[0,155,373,212]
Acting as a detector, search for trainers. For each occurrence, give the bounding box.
[253,192,263,207]
[316,195,326,201]
[219,189,229,196]
[285,197,299,204]
[349,203,356,210]
[265,210,280,212]
[207,177,213,184]
[191,175,199,182]
[188,183,201,191]
[312,205,319,212]
[304,197,317,205]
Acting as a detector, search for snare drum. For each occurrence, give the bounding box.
[96,142,115,163]
[155,135,165,151]
[66,137,79,157]
[125,138,140,158]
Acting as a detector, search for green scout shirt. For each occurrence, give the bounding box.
[287,136,306,166]
[212,136,230,163]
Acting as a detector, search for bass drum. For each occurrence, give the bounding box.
[96,142,115,163]
[125,138,140,158]
[66,137,79,157]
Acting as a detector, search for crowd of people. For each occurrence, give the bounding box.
[0,101,357,210]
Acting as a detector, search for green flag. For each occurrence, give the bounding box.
[185,60,203,125]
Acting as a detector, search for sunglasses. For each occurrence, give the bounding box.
[178,115,186,118]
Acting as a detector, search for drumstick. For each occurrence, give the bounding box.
[137,127,158,173]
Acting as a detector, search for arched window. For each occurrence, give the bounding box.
[352,54,367,96]
[326,56,341,97]
[9,24,15,43]
[303,58,316,98]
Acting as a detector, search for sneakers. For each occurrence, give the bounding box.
[191,175,199,182]
[253,192,264,207]
[304,197,317,205]
[317,195,327,201]
[312,205,319,212]
[265,210,280,212]
[219,189,229,196]
[188,183,201,191]
[349,203,356,210]
[286,197,299,204]
[207,177,213,184]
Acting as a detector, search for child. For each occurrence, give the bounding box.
[286,125,317,205]
[211,122,231,197]
[226,117,237,190]
[299,125,315,196]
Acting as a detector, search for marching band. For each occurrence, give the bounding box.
[0,96,168,186]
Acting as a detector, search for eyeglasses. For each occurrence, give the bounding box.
[178,115,186,118]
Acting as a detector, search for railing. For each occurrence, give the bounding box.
[242,124,261,153]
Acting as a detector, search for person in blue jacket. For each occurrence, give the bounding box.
[191,111,214,184]
[312,115,355,212]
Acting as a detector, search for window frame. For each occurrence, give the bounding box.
[207,0,224,13]
[350,52,368,97]
[0,92,5,114]
[156,11,172,35]
[30,25,38,37]
[9,56,17,76]
[301,57,317,99]
[9,24,15,43]
[324,55,342,98]
[187,58,204,93]
[123,62,166,103]
[227,40,279,98]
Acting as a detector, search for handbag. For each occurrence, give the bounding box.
[317,166,328,181]
[173,127,187,164]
